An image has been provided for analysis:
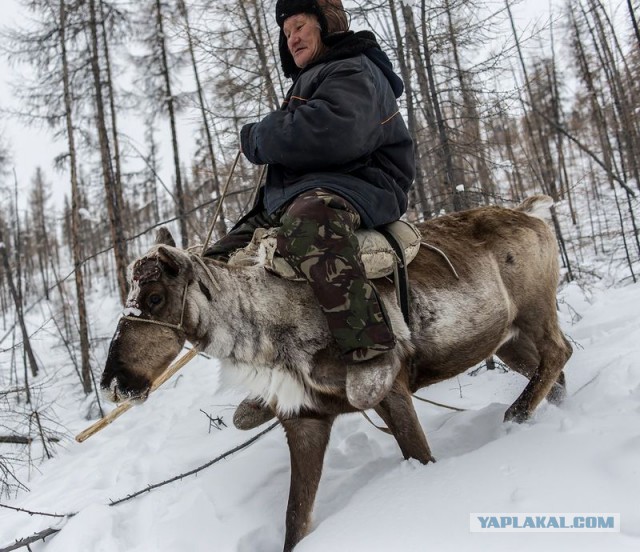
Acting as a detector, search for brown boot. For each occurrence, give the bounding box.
[345,348,402,410]
[233,397,276,430]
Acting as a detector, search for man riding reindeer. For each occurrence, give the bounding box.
[205,0,415,428]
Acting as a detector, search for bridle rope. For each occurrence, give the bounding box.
[122,279,190,332]
[121,253,223,333]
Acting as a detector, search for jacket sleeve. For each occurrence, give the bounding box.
[240,61,383,171]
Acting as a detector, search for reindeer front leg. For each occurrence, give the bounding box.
[374,373,435,464]
[281,415,335,552]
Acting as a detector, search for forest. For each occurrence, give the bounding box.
[0,0,639,506]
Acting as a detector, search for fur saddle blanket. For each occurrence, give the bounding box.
[228,220,422,281]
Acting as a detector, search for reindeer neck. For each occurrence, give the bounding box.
[193,258,295,361]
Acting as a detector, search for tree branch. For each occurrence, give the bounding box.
[0,527,62,552]
[109,421,280,506]
[1,421,280,551]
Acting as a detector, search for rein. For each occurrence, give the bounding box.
[420,242,460,280]
[360,394,467,435]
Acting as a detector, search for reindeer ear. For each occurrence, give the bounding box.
[155,227,176,247]
[156,246,191,278]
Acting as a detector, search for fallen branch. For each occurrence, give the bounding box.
[3,420,280,551]
[0,503,69,518]
[75,348,199,443]
[110,421,280,506]
[0,436,60,445]
[0,527,63,552]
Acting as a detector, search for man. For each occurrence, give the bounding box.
[207,0,415,427]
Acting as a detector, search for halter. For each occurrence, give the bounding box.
[122,279,190,332]
[121,253,221,333]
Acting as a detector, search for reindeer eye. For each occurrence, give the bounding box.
[147,293,163,307]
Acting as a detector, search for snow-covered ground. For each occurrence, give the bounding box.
[1,273,639,551]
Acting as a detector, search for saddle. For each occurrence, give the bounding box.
[228,220,421,324]
[227,220,421,281]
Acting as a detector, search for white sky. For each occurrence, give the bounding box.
[0,0,627,212]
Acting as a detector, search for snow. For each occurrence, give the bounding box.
[1,278,640,551]
[122,307,142,317]
[78,208,99,223]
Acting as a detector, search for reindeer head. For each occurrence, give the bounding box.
[100,228,195,403]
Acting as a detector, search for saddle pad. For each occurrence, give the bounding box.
[228,220,422,281]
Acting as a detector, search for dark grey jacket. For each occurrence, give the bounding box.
[240,31,415,229]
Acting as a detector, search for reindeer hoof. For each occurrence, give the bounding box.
[546,381,567,406]
[504,405,529,424]
[233,397,275,430]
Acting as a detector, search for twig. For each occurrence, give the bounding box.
[0,436,60,445]
[109,421,280,506]
[0,503,69,518]
[1,421,280,551]
[199,409,226,433]
[31,412,52,460]
[0,527,62,552]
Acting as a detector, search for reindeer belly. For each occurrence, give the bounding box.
[411,278,514,369]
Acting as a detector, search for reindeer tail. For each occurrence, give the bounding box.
[515,195,554,223]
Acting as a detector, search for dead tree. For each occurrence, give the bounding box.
[0,227,39,379]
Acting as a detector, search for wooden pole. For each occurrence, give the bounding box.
[75,348,198,443]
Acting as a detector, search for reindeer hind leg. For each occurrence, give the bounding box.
[499,327,572,423]
[497,330,561,404]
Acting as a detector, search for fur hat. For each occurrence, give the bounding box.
[276,0,349,78]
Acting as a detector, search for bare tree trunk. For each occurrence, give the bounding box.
[506,0,558,199]
[178,0,227,238]
[419,0,461,211]
[239,0,280,110]
[548,16,576,223]
[627,0,640,53]
[59,0,93,395]
[155,0,188,248]
[444,0,494,204]
[569,3,618,191]
[99,0,127,224]
[88,0,128,304]
[389,0,429,217]
[587,0,640,194]
[0,230,39,379]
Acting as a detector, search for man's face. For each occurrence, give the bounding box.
[284,13,323,69]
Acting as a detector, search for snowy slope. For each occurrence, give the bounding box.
[1,280,639,552]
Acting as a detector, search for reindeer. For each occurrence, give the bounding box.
[100,195,572,551]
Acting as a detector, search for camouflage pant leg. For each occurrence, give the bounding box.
[276,188,396,361]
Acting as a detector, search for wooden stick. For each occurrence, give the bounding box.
[75,348,199,443]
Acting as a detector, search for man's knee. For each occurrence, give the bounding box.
[283,189,359,226]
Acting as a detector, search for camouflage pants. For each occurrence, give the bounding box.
[206,188,395,360]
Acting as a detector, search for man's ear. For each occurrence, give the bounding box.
[155,227,176,247]
[156,246,192,278]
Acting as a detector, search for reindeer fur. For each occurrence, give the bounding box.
[100,196,572,551]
